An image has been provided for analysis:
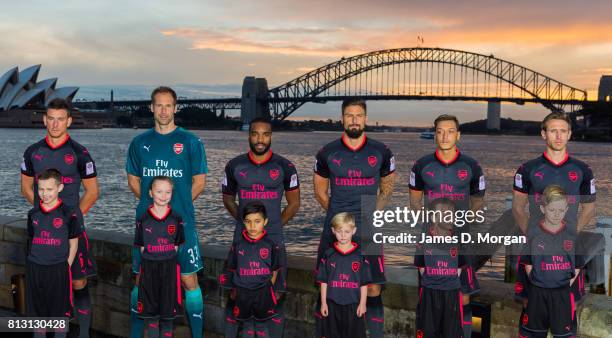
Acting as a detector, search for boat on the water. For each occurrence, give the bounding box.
[419,131,434,139]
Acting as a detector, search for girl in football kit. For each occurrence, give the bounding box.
[220,201,282,338]
[134,176,185,338]
[519,185,582,338]
[317,212,371,338]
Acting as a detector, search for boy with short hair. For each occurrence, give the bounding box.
[26,168,82,338]
[317,212,371,338]
[414,198,467,338]
[519,185,581,338]
[134,176,185,338]
[220,201,282,337]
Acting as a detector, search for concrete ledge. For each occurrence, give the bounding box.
[0,218,610,337]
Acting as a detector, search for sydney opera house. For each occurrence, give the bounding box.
[0,65,89,127]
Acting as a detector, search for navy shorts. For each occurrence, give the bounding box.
[26,260,72,318]
[234,283,278,321]
[415,287,463,338]
[519,285,577,337]
[137,257,182,320]
[71,230,97,279]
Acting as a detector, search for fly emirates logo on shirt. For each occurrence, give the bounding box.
[142,159,183,178]
[147,238,175,254]
[32,230,62,246]
[330,273,359,289]
[239,261,271,276]
[426,260,458,276]
[240,184,279,200]
[334,169,376,187]
[541,255,572,271]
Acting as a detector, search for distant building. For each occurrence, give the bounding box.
[0,65,78,110]
[0,65,87,128]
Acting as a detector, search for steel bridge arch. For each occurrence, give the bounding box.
[269,47,586,120]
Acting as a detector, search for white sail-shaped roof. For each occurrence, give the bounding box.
[10,78,57,109]
[45,87,79,106]
[0,67,19,98]
[0,65,78,110]
[0,65,41,110]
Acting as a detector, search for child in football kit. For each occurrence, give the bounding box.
[519,185,582,338]
[317,212,371,338]
[219,201,282,338]
[414,198,467,338]
[26,169,81,338]
[134,176,185,338]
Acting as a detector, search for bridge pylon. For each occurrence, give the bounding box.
[241,77,270,128]
[487,100,501,130]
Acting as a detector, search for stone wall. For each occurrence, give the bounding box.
[0,215,610,338]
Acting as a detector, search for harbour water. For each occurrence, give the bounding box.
[1,128,610,279]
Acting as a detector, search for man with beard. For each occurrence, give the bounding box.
[221,117,300,337]
[126,86,208,338]
[512,112,596,307]
[409,114,486,338]
[313,99,396,338]
[21,98,99,338]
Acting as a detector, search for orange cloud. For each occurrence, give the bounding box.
[162,23,612,57]
[161,28,363,57]
[160,23,612,92]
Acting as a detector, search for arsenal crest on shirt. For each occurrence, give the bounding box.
[457,169,468,180]
[367,155,377,168]
[173,143,183,155]
[515,281,524,294]
[352,261,361,272]
[53,217,63,228]
[167,224,176,235]
[260,247,269,259]
[269,169,280,180]
[64,153,75,165]
[218,273,228,285]
[563,240,573,251]
[449,247,458,257]
[568,171,578,182]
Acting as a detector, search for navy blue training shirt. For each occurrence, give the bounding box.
[410,149,485,212]
[414,226,467,290]
[222,230,281,290]
[22,135,97,208]
[222,151,299,244]
[520,221,582,289]
[316,242,372,305]
[27,200,82,265]
[134,207,185,261]
[314,135,395,230]
[513,152,596,231]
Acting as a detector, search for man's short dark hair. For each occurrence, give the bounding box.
[151,86,177,105]
[38,168,62,185]
[541,112,572,131]
[341,98,367,114]
[242,201,267,220]
[249,117,272,132]
[46,98,72,116]
[434,114,459,130]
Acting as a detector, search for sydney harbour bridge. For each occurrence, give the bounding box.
[73,47,609,131]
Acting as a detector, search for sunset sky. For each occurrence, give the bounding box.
[1,0,611,125]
